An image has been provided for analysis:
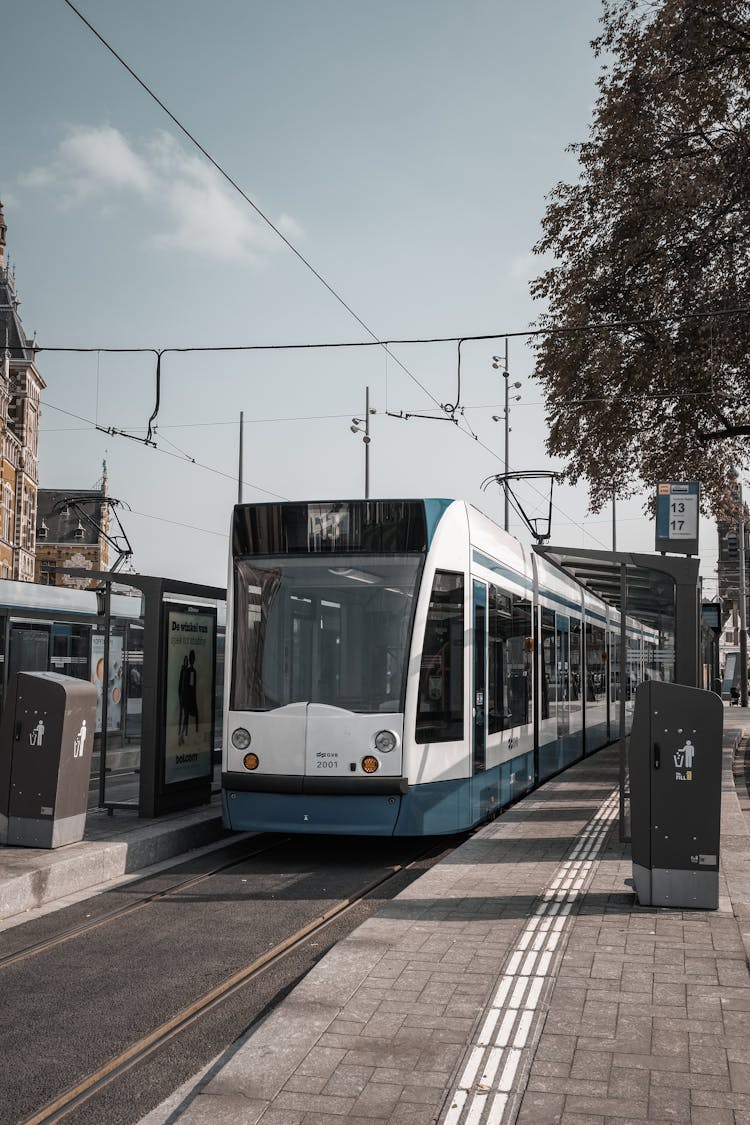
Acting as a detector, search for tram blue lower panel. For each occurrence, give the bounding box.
[585,721,609,754]
[223,790,402,835]
[224,750,537,836]
[539,731,584,782]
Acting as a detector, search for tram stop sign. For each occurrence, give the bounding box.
[655,481,699,555]
[629,680,723,909]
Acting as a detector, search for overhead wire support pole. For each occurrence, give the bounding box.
[351,389,372,498]
[365,386,370,500]
[503,338,509,531]
[613,487,617,552]
[739,480,748,707]
[238,411,244,505]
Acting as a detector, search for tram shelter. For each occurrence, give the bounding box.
[40,569,225,818]
[534,545,702,838]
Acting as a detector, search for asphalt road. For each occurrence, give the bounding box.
[0,833,456,1125]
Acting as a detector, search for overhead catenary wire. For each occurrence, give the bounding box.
[35,303,750,358]
[32,7,726,568]
[50,0,750,428]
[43,394,607,550]
[41,401,288,502]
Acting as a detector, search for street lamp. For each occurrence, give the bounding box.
[491,341,522,532]
[351,385,375,498]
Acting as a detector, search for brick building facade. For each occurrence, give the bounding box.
[0,202,44,582]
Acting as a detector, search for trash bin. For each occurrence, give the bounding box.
[629,680,723,909]
[0,671,97,848]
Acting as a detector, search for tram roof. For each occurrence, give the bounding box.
[534,545,700,628]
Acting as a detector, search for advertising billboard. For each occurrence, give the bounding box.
[163,604,216,786]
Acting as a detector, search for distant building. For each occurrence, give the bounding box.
[35,468,111,589]
[0,201,45,582]
[717,500,750,637]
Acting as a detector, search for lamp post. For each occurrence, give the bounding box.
[351,386,374,499]
[491,341,522,532]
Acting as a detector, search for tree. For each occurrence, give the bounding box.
[531,0,750,516]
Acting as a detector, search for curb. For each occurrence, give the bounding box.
[0,808,227,923]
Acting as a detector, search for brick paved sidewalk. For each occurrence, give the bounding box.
[143,714,750,1125]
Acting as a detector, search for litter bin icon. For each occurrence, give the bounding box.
[0,671,97,848]
[629,680,723,909]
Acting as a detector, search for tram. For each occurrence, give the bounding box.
[222,499,659,836]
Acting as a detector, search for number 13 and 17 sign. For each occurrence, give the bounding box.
[655,481,699,556]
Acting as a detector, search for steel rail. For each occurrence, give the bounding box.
[0,835,286,970]
[19,841,445,1125]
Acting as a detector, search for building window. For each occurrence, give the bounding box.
[3,485,12,542]
[40,562,56,586]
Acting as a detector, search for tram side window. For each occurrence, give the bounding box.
[510,596,532,726]
[585,623,607,702]
[488,587,508,734]
[540,608,555,720]
[416,571,464,743]
[488,588,532,733]
[570,618,581,704]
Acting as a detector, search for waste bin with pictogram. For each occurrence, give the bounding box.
[629,680,723,909]
[0,671,97,848]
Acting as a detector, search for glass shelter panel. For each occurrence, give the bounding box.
[96,619,137,808]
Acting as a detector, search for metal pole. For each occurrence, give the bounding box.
[98,579,111,809]
[365,386,370,499]
[619,562,628,840]
[504,339,509,532]
[612,489,617,552]
[739,482,747,706]
[238,411,244,504]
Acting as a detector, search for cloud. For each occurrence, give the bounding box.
[19,125,302,264]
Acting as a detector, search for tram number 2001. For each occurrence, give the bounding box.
[315,754,338,769]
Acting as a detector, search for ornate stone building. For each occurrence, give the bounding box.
[0,202,44,582]
[35,469,111,589]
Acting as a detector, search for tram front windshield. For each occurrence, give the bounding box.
[232,554,423,713]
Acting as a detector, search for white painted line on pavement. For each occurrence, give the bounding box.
[439,786,619,1125]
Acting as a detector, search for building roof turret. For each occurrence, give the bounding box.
[0,204,37,366]
[0,200,7,266]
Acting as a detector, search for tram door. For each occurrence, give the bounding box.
[472,581,487,775]
[555,614,571,738]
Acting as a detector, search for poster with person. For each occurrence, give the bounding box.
[164,605,216,785]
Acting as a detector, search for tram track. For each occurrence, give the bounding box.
[12,836,455,1125]
[0,835,288,971]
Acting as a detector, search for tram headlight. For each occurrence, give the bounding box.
[373,729,397,753]
[231,727,251,750]
[243,752,259,770]
[361,755,380,774]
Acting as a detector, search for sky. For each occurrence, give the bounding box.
[0,0,721,594]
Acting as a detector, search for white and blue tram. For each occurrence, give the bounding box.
[222,499,658,836]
